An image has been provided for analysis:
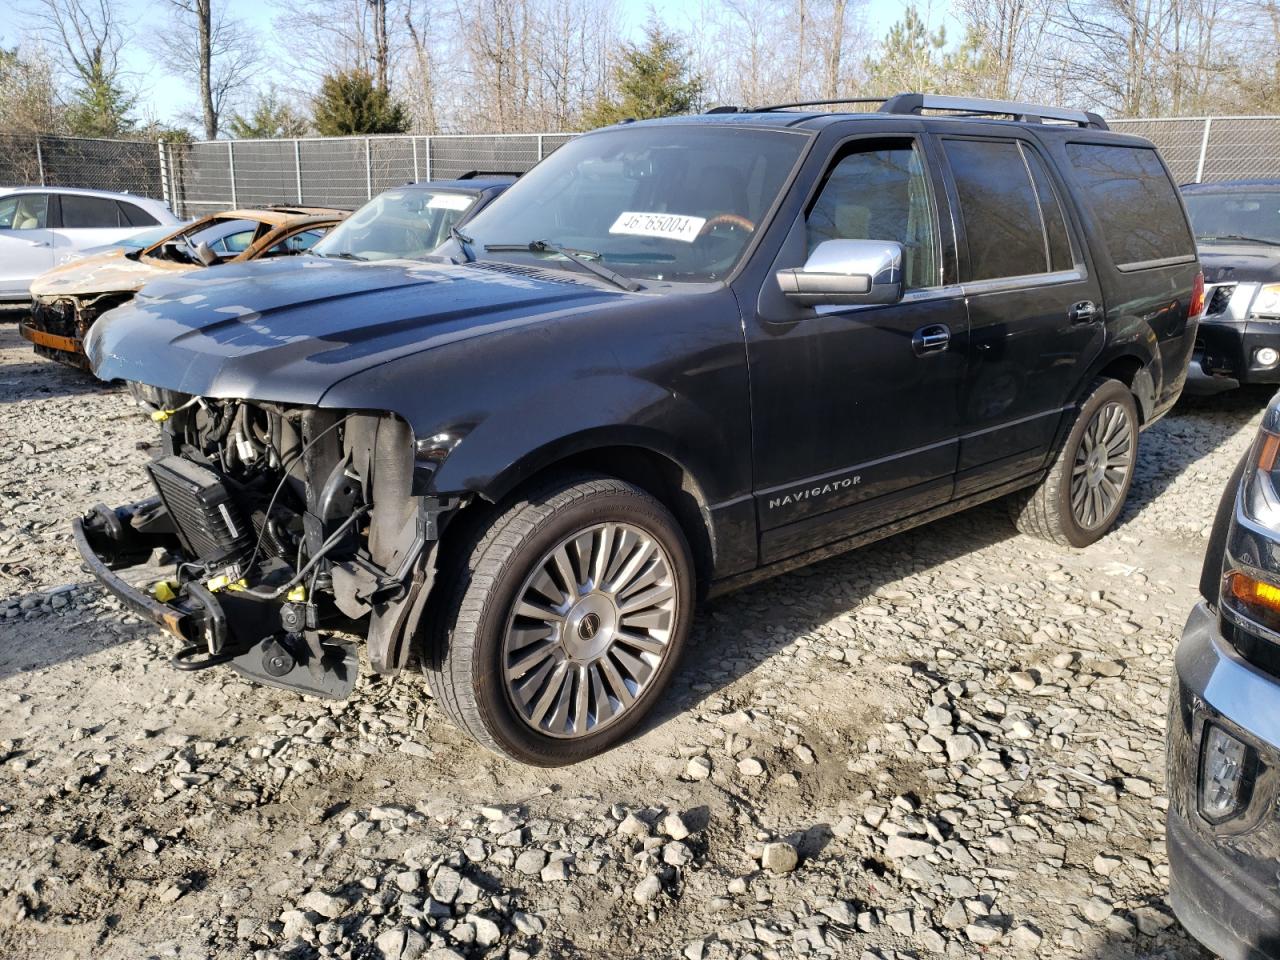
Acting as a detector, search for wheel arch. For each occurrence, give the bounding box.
[444,432,720,593]
[1092,351,1157,424]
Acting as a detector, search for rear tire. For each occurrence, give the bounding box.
[1010,378,1139,548]
[423,474,694,766]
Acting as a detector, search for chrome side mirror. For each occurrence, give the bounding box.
[776,239,904,306]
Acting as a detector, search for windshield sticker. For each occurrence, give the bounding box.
[609,211,706,243]
[428,193,473,211]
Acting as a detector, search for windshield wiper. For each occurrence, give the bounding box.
[319,251,368,261]
[483,239,642,292]
[1199,234,1275,245]
[450,225,476,263]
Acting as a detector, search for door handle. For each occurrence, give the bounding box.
[24,240,50,247]
[912,323,951,357]
[1069,300,1098,323]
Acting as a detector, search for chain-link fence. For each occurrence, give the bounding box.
[164,132,579,216]
[1108,116,1280,184]
[0,134,165,198]
[3,119,1280,219]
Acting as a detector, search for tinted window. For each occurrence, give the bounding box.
[1066,143,1194,268]
[0,193,48,230]
[60,194,123,228]
[945,139,1050,280]
[1024,149,1073,272]
[806,142,938,289]
[117,200,158,226]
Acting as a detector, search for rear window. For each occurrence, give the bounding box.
[118,200,159,226]
[1065,143,1194,270]
[60,194,125,229]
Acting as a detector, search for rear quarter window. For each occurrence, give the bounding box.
[1065,143,1194,270]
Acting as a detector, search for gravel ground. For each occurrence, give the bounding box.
[0,318,1271,960]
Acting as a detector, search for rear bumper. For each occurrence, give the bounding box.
[1167,602,1280,960]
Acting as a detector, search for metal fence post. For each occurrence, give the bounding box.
[1195,117,1213,183]
[227,140,238,208]
[158,139,171,213]
[35,138,45,185]
[424,137,432,180]
[412,137,419,182]
[294,139,303,204]
[365,137,373,199]
[537,134,544,162]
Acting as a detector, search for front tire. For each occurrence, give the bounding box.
[1010,378,1139,547]
[424,475,694,766]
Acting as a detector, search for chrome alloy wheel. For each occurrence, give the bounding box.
[502,522,679,739]
[1070,400,1134,529]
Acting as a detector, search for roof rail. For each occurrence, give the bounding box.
[879,93,1108,130]
[735,93,1108,130]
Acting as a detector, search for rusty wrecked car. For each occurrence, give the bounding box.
[21,206,347,369]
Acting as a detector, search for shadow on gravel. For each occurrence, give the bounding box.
[649,502,1018,730]
[0,322,107,404]
[0,584,141,681]
[1119,385,1274,527]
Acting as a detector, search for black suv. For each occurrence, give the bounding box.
[1183,179,1280,391]
[76,94,1202,765]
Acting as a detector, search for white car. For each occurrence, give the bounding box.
[0,186,181,305]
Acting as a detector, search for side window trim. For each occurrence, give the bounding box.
[937,133,1090,288]
[1015,142,1053,270]
[48,193,62,230]
[802,132,948,291]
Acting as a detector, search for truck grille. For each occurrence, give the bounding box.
[1206,283,1237,317]
[147,456,252,565]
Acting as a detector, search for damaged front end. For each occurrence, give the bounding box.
[75,394,460,698]
[22,292,137,369]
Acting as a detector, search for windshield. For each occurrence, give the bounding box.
[1184,190,1280,245]
[312,189,477,261]
[458,124,808,282]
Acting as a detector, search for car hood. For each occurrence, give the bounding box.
[1197,241,1280,285]
[30,250,191,299]
[86,256,629,405]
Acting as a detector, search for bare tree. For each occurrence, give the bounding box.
[30,0,137,133]
[161,0,261,138]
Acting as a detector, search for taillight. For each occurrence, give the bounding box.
[1190,270,1206,319]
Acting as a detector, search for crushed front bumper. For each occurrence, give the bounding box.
[74,501,358,698]
[1167,602,1280,960]
[21,300,90,369]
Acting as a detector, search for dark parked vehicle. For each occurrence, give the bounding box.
[306,174,514,262]
[76,94,1202,765]
[1183,179,1280,391]
[1169,393,1280,960]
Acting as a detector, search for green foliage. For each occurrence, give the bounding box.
[64,61,136,137]
[863,6,950,94]
[585,23,704,128]
[230,88,310,138]
[311,70,408,136]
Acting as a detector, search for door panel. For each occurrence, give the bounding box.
[0,192,53,297]
[939,136,1106,495]
[746,137,967,564]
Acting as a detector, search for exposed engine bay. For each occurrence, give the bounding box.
[76,390,460,698]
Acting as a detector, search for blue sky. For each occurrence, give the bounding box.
[0,0,944,127]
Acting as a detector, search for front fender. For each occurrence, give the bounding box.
[427,372,728,502]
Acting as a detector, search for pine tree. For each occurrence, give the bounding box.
[585,24,704,128]
[64,61,136,137]
[230,88,310,138]
[311,70,408,136]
